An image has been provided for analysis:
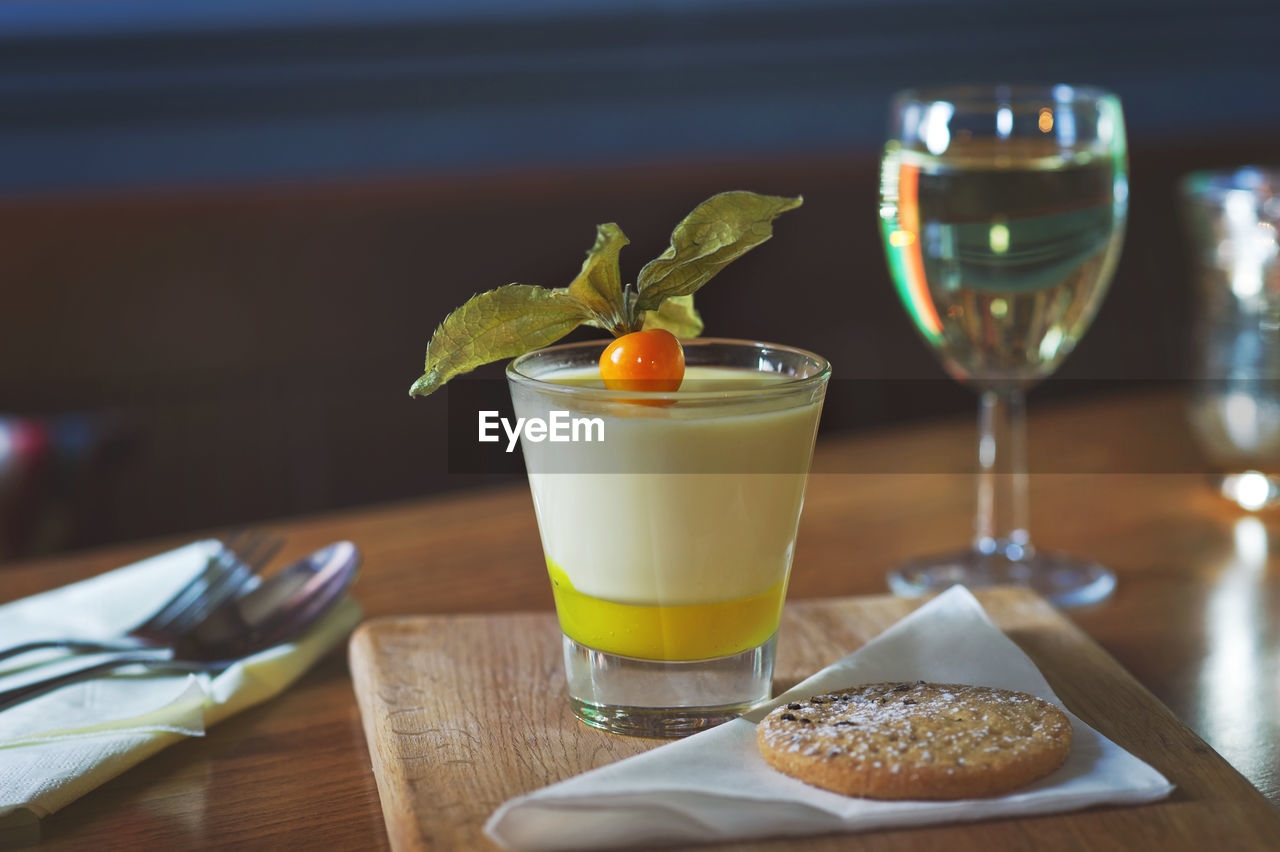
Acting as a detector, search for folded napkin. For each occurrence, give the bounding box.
[0,540,361,836]
[486,586,1173,850]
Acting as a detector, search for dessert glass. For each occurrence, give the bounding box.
[506,338,829,737]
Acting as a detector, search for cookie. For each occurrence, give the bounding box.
[756,682,1072,800]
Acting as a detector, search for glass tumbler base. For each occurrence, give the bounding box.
[562,634,775,738]
[887,545,1116,608]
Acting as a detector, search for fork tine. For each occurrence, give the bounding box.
[138,530,279,635]
[136,533,245,634]
[172,534,276,623]
[231,531,281,577]
[156,532,283,635]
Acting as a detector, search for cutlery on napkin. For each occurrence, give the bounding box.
[485,586,1174,851]
[0,540,362,838]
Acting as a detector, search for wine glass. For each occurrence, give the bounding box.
[878,84,1128,607]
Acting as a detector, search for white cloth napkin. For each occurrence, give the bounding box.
[486,586,1174,850]
[0,540,362,833]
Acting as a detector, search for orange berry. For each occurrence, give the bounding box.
[599,329,685,392]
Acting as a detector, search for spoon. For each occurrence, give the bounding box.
[0,541,359,712]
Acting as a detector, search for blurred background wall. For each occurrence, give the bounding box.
[1,0,1278,558]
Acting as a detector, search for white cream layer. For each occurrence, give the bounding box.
[514,365,822,606]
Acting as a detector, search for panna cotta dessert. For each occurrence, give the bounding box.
[508,351,827,662]
[410,190,825,734]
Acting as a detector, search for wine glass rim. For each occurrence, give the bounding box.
[893,83,1120,111]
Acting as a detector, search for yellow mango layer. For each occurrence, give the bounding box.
[546,557,785,661]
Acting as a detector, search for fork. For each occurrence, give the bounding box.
[0,530,282,664]
[0,540,358,712]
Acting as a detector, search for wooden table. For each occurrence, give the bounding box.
[5,390,1278,849]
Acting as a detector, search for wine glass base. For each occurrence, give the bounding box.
[887,546,1116,608]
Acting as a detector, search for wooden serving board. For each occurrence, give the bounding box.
[349,588,1280,851]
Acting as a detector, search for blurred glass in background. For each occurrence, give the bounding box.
[1182,167,1280,510]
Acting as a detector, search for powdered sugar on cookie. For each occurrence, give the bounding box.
[756,682,1072,800]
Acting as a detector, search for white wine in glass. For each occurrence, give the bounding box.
[879,84,1128,606]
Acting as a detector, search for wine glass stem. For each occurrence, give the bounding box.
[974,389,1032,558]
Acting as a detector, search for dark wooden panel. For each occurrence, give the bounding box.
[2,134,1278,553]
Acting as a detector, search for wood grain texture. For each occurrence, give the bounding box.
[4,390,1280,850]
[349,588,1280,851]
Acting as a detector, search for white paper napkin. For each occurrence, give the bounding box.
[486,586,1174,850]
[0,540,362,833]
